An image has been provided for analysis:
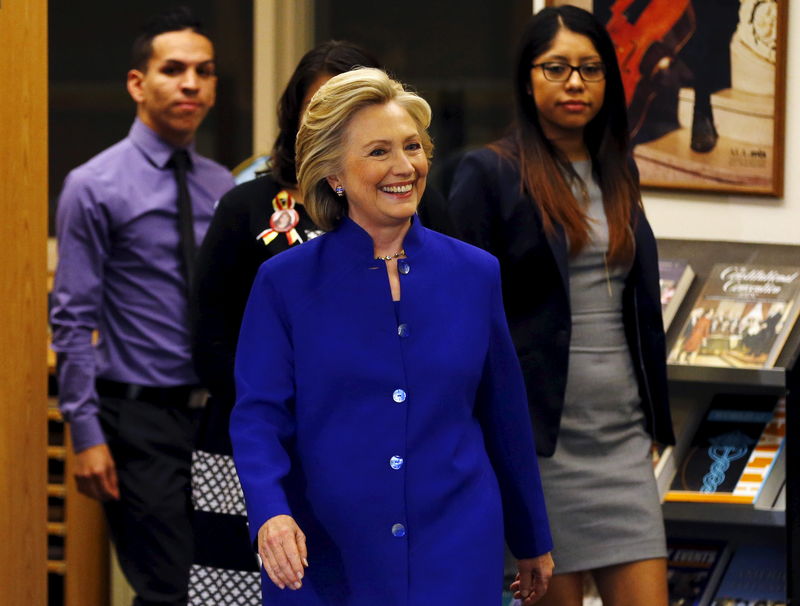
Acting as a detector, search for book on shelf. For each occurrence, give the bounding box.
[652,394,707,501]
[711,542,786,605]
[665,394,785,504]
[660,259,695,330]
[772,481,786,511]
[652,443,675,499]
[667,537,732,606]
[667,263,800,368]
[754,443,786,512]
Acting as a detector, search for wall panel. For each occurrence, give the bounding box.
[0,0,49,603]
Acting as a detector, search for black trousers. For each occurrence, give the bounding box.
[99,393,200,606]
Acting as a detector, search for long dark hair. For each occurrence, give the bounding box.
[495,5,638,262]
[270,40,380,188]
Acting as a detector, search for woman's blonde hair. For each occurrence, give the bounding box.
[296,67,433,231]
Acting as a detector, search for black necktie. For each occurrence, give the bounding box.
[169,150,196,291]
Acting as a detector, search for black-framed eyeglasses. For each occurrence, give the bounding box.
[531,62,606,82]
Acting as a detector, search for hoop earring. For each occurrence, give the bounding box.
[334,185,345,197]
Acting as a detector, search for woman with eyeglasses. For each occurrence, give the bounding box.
[448,6,674,605]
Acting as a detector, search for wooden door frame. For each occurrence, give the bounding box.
[0,0,48,604]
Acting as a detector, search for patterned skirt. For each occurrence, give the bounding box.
[188,397,261,605]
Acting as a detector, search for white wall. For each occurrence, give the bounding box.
[252,0,314,154]
[533,0,799,246]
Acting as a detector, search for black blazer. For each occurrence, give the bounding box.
[446,147,674,456]
[191,174,318,410]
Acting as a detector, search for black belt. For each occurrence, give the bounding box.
[96,378,207,408]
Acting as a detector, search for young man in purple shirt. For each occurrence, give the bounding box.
[50,8,234,605]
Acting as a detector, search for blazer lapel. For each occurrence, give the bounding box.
[545,222,570,298]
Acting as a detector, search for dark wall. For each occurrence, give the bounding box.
[315,0,533,195]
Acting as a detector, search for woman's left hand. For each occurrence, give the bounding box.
[510,552,554,604]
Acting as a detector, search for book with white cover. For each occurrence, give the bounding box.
[773,481,786,511]
[754,442,786,511]
[735,398,786,504]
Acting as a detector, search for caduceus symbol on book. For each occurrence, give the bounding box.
[700,431,754,493]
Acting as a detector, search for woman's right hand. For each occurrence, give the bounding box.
[257,514,308,590]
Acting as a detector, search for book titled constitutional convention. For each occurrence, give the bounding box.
[668,263,800,368]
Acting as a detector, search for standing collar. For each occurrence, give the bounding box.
[128,118,197,170]
[333,214,427,261]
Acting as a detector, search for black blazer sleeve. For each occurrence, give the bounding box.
[625,208,675,446]
[192,188,254,405]
[447,149,571,456]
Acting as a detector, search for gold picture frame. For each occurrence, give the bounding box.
[546,0,787,196]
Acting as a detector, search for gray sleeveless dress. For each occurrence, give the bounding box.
[537,160,666,573]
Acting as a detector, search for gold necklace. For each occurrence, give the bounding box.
[374,249,405,261]
[579,181,589,206]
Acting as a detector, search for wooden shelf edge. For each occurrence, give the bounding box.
[47,446,66,460]
[667,364,787,389]
[662,500,786,527]
[47,560,66,575]
[47,484,66,497]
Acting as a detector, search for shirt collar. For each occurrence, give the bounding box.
[334,214,427,261]
[128,118,197,170]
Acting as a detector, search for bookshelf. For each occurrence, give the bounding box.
[48,237,110,606]
[658,238,799,603]
[47,399,110,606]
[667,365,788,389]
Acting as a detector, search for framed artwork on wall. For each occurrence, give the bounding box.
[546,0,787,196]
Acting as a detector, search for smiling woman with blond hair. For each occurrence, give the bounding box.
[295,68,433,231]
[230,67,554,605]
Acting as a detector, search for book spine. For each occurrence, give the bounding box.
[731,399,786,503]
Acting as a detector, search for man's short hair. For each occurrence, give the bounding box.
[130,6,208,72]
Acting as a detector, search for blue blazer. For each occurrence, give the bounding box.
[230,216,552,605]
[447,147,675,456]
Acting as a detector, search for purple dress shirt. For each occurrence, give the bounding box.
[51,119,235,452]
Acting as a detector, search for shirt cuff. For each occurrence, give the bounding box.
[68,414,106,453]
